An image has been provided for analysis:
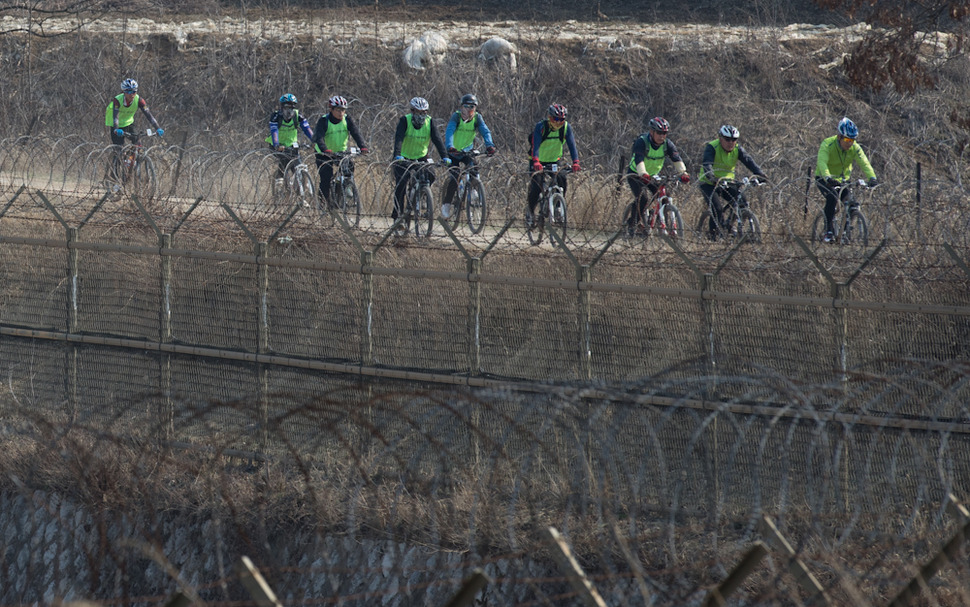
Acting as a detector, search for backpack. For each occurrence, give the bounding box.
[526,120,566,157]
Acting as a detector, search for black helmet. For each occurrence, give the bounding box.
[460,93,478,106]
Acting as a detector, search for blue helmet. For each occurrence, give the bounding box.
[279,93,298,106]
[837,117,859,139]
[120,78,138,94]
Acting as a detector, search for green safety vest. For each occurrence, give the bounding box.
[537,121,567,163]
[815,135,876,180]
[451,112,478,150]
[265,109,302,147]
[104,94,139,128]
[400,115,432,159]
[315,114,349,153]
[699,139,739,184]
[629,135,667,175]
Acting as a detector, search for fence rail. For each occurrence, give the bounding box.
[3,138,970,605]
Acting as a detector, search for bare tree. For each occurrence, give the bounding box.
[814,0,970,91]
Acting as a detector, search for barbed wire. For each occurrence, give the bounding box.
[2,136,970,257]
[1,359,970,605]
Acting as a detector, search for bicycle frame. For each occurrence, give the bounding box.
[811,178,873,246]
[397,158,437,237]
[705,176,763,242]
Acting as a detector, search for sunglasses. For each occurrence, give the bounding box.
[462,103,477,109]
[721,136,738,142]
[841,137,855,143]
[412,110,428,116]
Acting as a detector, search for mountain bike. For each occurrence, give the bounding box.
[105,129,158,201]
[697,176,764,243]
[526,164,571,246]
[321,148,362,228]
[810,178,872,246]
[620,174,684,240]
[395,159,437,237]
[272,144,315,208]
[444,149,488,234]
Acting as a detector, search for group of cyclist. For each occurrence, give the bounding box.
[106,78,879,243]
[623,115,877,242]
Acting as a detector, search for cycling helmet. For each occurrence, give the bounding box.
[328,95,348,109]
[409,96,430,111]
[837,117,859,139]
[120,78,138,94]
[279,93,298,106]
[648,116,670,133]
[548,103,567,121]
[460,93,478,106]
[719,124,740,139]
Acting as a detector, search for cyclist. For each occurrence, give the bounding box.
[266,93,314,184]
[526,103,580,228]
[390,96,450,221]
[441,93,497,219]
[311,95,370,209]
[625,116,690,236]
[699,124,768,241]
[815,117,879,243]
[105,78,163,184]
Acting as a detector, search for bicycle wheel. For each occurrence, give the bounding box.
[527,208,545,245]
[547,192,567,244]
[841,209,869,246]
[291,167,314,208]
[465,178,487,234]
[414,185,435,237]
[738,208,762,243]
[341,179,361,228]
[662,204,684,239]
[128,156,157,202]
[447,175,464,231]
[810,213,827,244]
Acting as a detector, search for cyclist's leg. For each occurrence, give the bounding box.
[815,178,839,234]
[391,161,410,220]
[627,174,652,229]
[526,169,543,218]
[442,158,461,208]
[315,153,335,206]
[700,183,721,239]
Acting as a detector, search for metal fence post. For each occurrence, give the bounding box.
[361,250,374,366]
[257,241,269,454]
[160,233,173,442]
[834,282,849,384]
[66,226,79,419]
[580,264,592,381]
[468,257,481,376]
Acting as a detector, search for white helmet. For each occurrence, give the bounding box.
[121,78,138,93]
[409,97,430,111]
[719,124,740,139]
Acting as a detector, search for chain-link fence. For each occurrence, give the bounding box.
[3,138,970,605]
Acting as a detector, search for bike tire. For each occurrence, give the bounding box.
[342,179,362,228]
[128,156,157,202]
[447,176,464,231]
[811,213,826,244]
[292,168,314,208]
[621,203,636,238]
[738,208,762,243]
[662,204,684,240]
[695,209,715,242]
[548,192,567,244]
[527,210,545,245]
[465,178,487,234]
[414,185,435,237]
[841,209,869,246]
